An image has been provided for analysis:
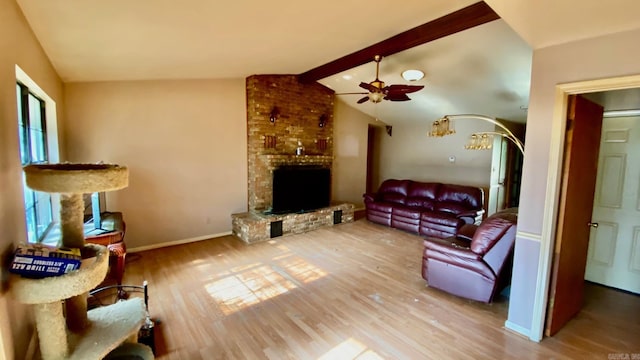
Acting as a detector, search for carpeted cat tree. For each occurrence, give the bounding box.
[12,164,153,360]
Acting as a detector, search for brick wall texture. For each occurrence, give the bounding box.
[246,75,334,211]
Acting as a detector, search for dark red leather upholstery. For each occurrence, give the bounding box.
[421,208,518,303]
[363,179,484,238]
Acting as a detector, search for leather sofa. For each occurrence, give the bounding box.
[363,179,484,239]
[422,208,518,303]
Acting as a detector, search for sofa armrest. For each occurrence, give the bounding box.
[424,237,480,260]
[457,209,485,225]
[363,192,378,203]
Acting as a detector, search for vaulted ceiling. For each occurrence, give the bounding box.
[16,0,640,124]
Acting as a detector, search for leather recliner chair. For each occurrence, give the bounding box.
[421,208,518,303]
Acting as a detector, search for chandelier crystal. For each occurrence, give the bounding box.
[427,117,455,137]
[465,133,493,150]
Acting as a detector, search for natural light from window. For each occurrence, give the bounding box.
[318,338,384,360]
[15,65,59,244]
[205,248,327,315]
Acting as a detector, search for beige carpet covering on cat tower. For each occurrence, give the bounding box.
[13,163,153,360]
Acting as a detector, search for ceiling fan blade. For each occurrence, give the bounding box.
[384,93,411,102]
[359,82,380,93]
[357,96,370,104]
[336,92,369,95]
[386,84,424,94]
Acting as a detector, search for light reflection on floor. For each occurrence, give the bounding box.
[204,246,327,315]
[318,338,384,360]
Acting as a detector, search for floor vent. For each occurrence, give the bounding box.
[333,210,343,224]
[270,220,283,238]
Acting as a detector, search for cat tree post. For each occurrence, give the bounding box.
[60,193,85,248]
[60,192,89,330]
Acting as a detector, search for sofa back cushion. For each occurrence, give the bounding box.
[405,182,440,210]
[378,179,411,204]
[435,184,483,210]
[470,217,514,255]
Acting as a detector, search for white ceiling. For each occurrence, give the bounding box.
[16,0,477,82]
[484,0,640,49]
[319,20,532,124]
[15,0,640,124]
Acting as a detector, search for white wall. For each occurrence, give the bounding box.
[64,79,247,249]
[507,27,640,339]
[332,99,496,208]
[0,0,65,358]
[378,120,494,188]
[332,99,380,207]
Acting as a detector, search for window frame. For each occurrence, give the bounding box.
[15,64,60,246]
[17,82,55,243]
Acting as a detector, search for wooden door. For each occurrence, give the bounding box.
[585,115,640,294]
[545,95,604,336]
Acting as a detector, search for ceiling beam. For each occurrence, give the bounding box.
[298,1,499,83]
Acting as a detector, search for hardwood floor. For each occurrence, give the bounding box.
[118,220,639,359]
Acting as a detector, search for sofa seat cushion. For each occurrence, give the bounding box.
[380,193,406,205]
[366,201,394,213]
[419,225,459,239]
[420,211,463,227]
[392,205,422,220]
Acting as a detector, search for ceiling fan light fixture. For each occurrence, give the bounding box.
[368,92,384,103]
[401,69,424,81]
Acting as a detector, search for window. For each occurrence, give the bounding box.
[17,82,53,243]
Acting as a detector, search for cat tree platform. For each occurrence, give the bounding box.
[12,245,147,359]
[13,163,152,360]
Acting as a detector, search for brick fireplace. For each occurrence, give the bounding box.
[232,75,354,244]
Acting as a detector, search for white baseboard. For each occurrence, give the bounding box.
[504,320,533,340]
[128,231,232,253]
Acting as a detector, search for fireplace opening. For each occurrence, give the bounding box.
[271,165,330,214]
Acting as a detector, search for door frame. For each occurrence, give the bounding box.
[530,74,640,341]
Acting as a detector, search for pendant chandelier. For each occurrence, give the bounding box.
[428,114,524,154]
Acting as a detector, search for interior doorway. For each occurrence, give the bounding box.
[582,93,640,295]
[366,125,382,194]
[544,86,640,336]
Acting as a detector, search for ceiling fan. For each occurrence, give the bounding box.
[338,55,424,104]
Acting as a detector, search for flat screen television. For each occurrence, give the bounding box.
[271,166,330,214]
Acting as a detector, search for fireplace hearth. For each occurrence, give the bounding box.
[232,203,354,244]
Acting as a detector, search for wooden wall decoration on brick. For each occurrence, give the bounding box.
[264,135,277,149]
[316,138,328,152]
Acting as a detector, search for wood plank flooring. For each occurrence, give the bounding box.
[118,219,640,359]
